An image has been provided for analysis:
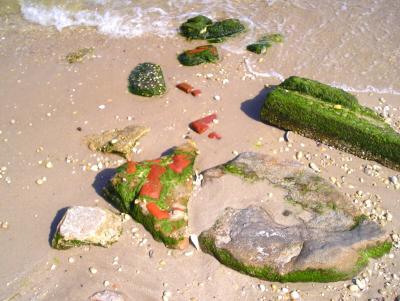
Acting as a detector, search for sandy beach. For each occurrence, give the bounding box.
[1,3,400,301]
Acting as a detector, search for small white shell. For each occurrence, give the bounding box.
[189,234,200,251]
[309,162,320,172]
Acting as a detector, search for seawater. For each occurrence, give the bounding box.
[6,0,400,96]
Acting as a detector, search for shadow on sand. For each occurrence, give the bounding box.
[240,86,275,122]
[48,207,68,246]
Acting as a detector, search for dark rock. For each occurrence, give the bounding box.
[178,45,219,66]
[247,34,284,54]
[128,63,166,97]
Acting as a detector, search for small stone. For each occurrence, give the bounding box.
[349,284,360,293]
[258,284,266,292]
[290,290,301,300]
[45,161,54,169]
[213,95,221,101]
[89,267,98,274]
[295,151,303,160]
[355,278,366,290]
[98,104,106,110]
[50,264,57,271]
[103,280,110,287]
[36,178,44,185]
[89,290,124,301]
[309,162,320,172]
[68,257,75,263]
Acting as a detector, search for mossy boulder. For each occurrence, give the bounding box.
[197,152,390,282]
[52,206,122,250]
[128,63,166,97]
[261,76,400,171]
[104,141,198,249]
[180,15,245,41]
[246,34,284,54]
[178,45,219,66]
[85,125,149,159]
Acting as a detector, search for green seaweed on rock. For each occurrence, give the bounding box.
[179,15,245,41]
[246,33,284,54]
[261,76,400,171]
[128,62,166,97]
[178,45,219,66]
[199,234,392,283]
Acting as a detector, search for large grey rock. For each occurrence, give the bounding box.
[198,152,390,282]
[52,206,122,249]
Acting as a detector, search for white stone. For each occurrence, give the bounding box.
[54,206,122,248]
[89,290,124,301]
[290,290,301,300]
[309,162,320,172]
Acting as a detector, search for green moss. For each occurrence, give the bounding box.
[350,214,369,230]
[180,15,245,41]
[200,234,392,283]
[222,163,258,181]
[104,144,197,248]
[261,77,400,171]
[247,34,284,54]
[52,232,88,250]
[65,47,94,64]
[128,63,166,97]
[178,45,219,66]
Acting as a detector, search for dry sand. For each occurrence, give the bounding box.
[0,16,400,301]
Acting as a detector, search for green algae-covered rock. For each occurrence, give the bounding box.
[261,76,400,171]
[66,47,94,63]
[104,141,198,249]
[198,152,391,282]
[52,206,122,250]
[247,34,284,54]
[178,45,219,66]
[128,63,166,97]
[180,15,245,41]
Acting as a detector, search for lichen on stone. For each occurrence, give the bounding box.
[128,63,166,97]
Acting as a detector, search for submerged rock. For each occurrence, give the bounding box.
[261,76,400,171]
[66,47,94,64]
[52,206,122,250]
[178,45,219,66]
[128,63,166,97]
[104,141,198,249]
[247,34,284,54]
[199,152,390,282]
[86,125,149,159]
[89,290,124,301]
[180,15,245,41]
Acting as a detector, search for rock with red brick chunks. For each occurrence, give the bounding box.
[105,141,198,249]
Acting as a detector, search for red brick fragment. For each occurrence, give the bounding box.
[169,154,191,173]
[147,164,166,182]
[146,202,169,220]
[126,161,137,174]
[208,132,222,140]
[189,113,217,134]
[176,82,194,94]
[140,181,162,199]
[191,89,202,97]
[190,120,209,134]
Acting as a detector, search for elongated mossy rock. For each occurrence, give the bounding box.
[86,125,149,159]
[66,47,94,64]
[128,63,166,97]
[260,76,400,171]
[52,206,122,250]
[247,34,284,54]
[178,45,219,66]
[197,152,391,282]
[180,15,245,41]
[104,141,197,249]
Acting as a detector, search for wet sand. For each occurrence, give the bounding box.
[0,16,400,301]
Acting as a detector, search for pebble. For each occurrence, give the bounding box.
[189,234,200,250]
[290,290,301,300]
[98,104,106,110]
[295,151,303,160]
[68,257,75,263]
[89,267,98,274]
[349,284,360,293]
[103,280,110,287]
[258,284,266,292]
[309,162,320,172]
[45,161,53,169]
[213,95,221,101]
[389,175,399,185]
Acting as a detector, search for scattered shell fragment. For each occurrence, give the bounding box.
[190,234,200,250]
[309,162,320,172]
